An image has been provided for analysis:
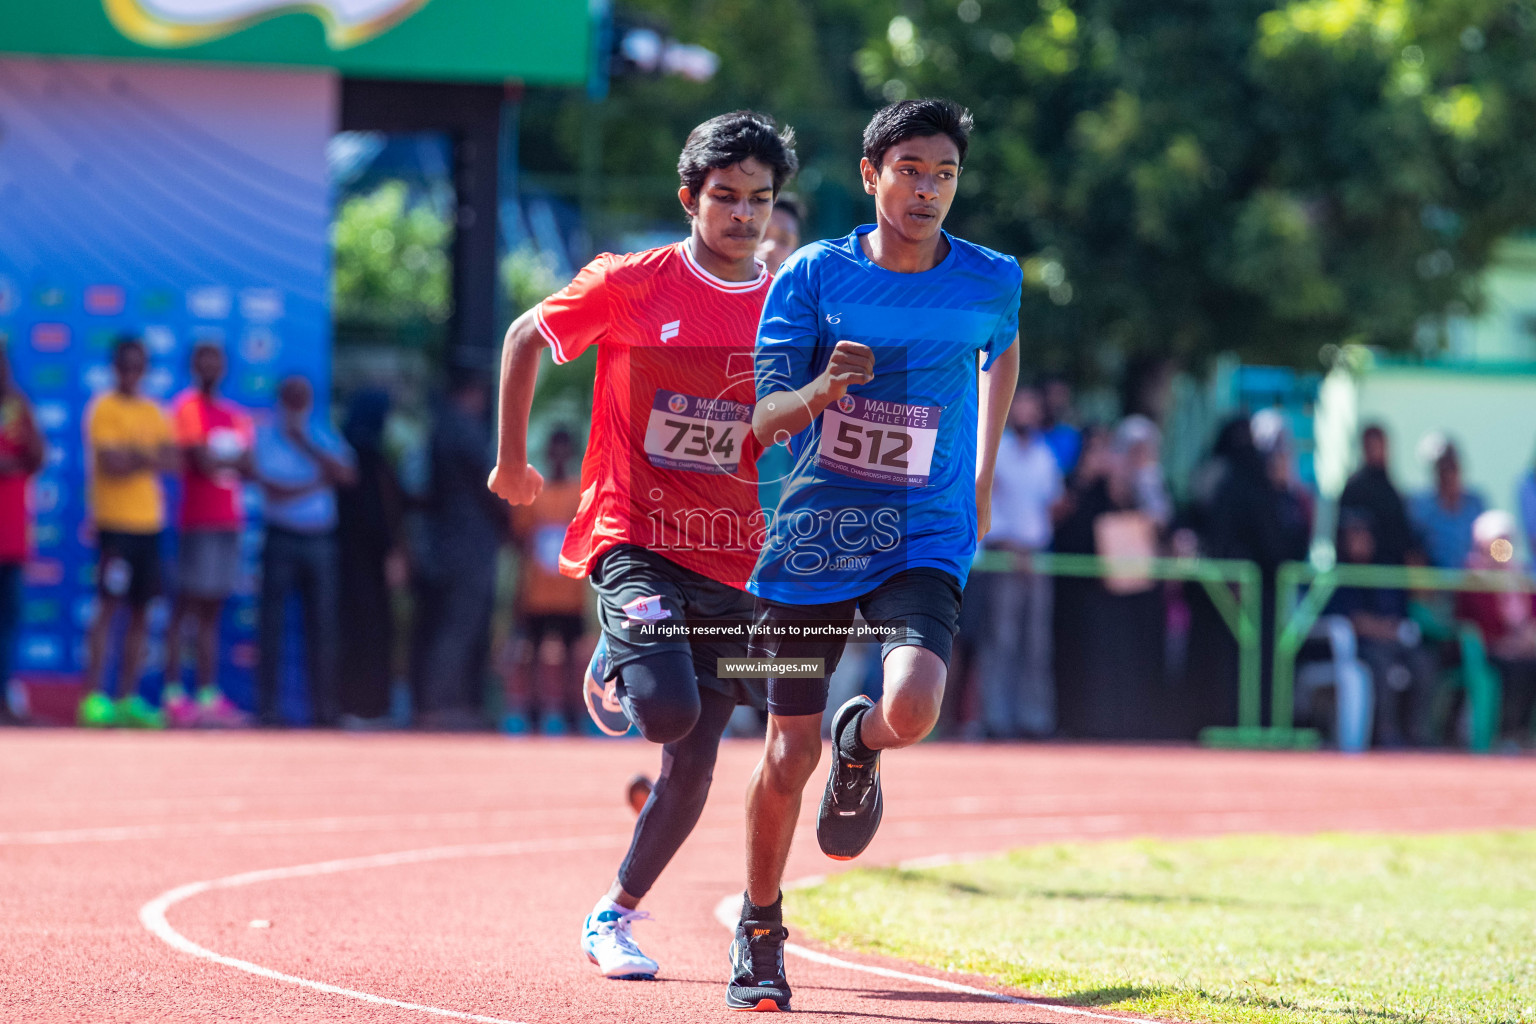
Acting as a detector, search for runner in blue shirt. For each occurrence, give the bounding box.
[725,99,1021,1013]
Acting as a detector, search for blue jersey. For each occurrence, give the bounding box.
[749,226,1022,604]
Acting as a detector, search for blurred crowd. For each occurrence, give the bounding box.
[0,334,1532,751]
[946,375,1536,752]
[0,334,598,734]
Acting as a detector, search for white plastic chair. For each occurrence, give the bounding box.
[1293,615,1374,752]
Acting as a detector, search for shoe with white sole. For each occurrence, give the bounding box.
[581,902,658,980]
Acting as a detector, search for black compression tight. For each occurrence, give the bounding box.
[615,649,702,745]
[616,682,737,899]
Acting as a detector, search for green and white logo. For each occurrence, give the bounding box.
[103,0,429,49]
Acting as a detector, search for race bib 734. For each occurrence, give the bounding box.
[816,393,940,487]
[643,390,751,474]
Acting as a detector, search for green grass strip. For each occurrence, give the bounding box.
[792,831,1536,1024]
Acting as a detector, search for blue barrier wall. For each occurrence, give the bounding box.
[0,57,335,711]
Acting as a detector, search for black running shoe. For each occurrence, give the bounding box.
[725,912,792,1011]
[816,695,882,861]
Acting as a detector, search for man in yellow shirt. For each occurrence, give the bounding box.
[78,337,177,728]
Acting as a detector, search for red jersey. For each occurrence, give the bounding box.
[0,396,36,564]
[535,241,769,589]
[170,389,252,531]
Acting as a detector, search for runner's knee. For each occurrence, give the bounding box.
[618,651,700,744]
[882,644,947,743]
[884,694,941,745]
[763,722,821,790]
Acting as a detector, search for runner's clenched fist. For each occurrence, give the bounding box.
[822,340,875,397]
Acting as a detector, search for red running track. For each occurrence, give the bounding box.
[3,731,1535,1023]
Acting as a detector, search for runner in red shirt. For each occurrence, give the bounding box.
[164,343,253,727]
[489,111,797,982]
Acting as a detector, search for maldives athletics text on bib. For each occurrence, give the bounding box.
[816,393,940,487]
[643,389,752,475]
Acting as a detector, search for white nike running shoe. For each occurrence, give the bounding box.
[581,901,659,980]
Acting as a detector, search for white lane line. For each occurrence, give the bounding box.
[138,825,1144,1023]
[23,794,1526,847]
[2,806,623,846]
[710,853,1154,1024]
[139,833,634,1024]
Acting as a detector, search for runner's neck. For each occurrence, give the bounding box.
[686,232,762,284]
[861,224,950,274]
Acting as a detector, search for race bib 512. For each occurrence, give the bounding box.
[817,393,940,487]
[643,390,751,474]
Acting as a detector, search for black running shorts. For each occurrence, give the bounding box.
[749,568,963,717]
[588,544,764,708]
[97,530,164,607]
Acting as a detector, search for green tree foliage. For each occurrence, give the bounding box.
[854,0,1536,372]
[331,181,453,347]
[501,243,596,415]
[502,245,566,317]
[518,0,892,241]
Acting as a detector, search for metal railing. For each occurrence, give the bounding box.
[971,552,1303,747]
[971,553,1536,751]
[1274,561,1536,752]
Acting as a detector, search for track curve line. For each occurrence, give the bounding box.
[711,866,1151,1024]
[138,835,631,1024]
[139,831,1104,1023]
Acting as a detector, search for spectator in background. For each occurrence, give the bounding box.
[1410,436,1486,569]
[975,385,1062,738]
[253,376,355,728]
[1251,409,1313,564]
[1329,510,1437,747]
[504,428,589,736]
[1338,423,1418,566]
[163,343,252,727]
[1457,510,1536,748]
[756,194,803,275]
[1039,375,1081,476]
[1051,415,1168,551]
[1052,424,1113,552]
[1116,414,1172,532]
[1205,416,1307,568]
[414,367,503,728]
[0,349,45,724]
[1053,423,1168,738]
[1518,448,1536,559]
[79,337,176,728]
[1187,416,1249,541]
[336,389,405,725]
[1203,415,1310,722]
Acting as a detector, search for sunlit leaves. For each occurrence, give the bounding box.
[847,0,1536,372]
[332,182,453,333]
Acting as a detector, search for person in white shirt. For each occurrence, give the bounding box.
[977,384,1064,737]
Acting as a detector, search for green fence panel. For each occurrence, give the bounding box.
[1273,561,1536,753]
[970,552,1292,746]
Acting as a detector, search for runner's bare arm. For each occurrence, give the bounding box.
[975,336,1020,539]
[752,340,875,446]
[95,446,145,477]
[156,440,180,475]
[487,308,546,506]
[184,441,234,478]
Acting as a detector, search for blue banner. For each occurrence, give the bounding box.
[0,57,335,714]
